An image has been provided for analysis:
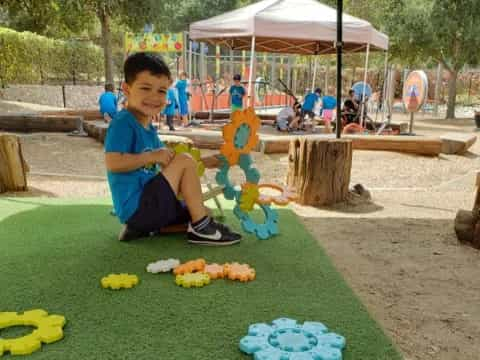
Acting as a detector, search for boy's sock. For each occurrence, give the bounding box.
[191,216,212,232]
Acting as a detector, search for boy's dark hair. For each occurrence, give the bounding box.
[348,89,355,96]
[124,52,171,84]
[314,87,322,94]
[105,83,114,92]
[233,74,241,81]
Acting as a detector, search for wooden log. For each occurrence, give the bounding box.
[0,115,81,132]
[260,135,442,156]
[0,134,28,192]
[287,138,352,206]
[440,133,477,154]
[41,109,102,121]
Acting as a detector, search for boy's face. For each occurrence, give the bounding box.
[122,71,171,117]
[234,79,241,85]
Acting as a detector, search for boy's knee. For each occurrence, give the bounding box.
[174,152,196,167]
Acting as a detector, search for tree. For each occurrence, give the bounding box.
[384,0,480,118]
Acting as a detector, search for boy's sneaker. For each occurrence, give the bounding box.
[118,224,147,242]
[187,220,241,246]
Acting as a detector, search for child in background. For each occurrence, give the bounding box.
[229,74,246,112]
[99,83,117,123]
[175,71,190,127]
[105,52,241,245]
[162,85,177,131]
[301,87,322,124]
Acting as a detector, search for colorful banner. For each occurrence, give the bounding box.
[125,32,184,54]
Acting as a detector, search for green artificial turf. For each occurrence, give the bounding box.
[0,198,402,360]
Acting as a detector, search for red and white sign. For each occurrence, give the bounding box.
[402,71,428,113]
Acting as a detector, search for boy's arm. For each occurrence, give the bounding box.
[105,149,174,173]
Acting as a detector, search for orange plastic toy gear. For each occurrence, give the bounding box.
[173,258,206,275]
[256,184,298,206]
[224,262,256,282]
[203,263,226,280]
[220,107,260,166]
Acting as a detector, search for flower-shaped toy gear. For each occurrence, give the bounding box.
[0,309,66,356]
[234,203,279,240]
[257,184,298,206]
[239,318,346,360]
[216,154,260,200]
[173,258,206,275]
[175,272,211,288]
[101,273,139,290]
[146,258,180,273]
[203,263,226,279]
[173,143,205,177]
[239,183,260,212]
[224,262,256,282]
[220,107,260,166]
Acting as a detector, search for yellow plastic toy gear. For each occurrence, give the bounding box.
[173,143,205,177]
[101,273,139,290]
[0,309,66,356]
[239,183,260,212]
[220,107,260,166]
[175,272,211,288]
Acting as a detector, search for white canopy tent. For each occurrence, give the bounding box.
[190,0,389,121]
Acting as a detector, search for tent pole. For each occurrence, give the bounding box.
[247,36,256,107]
[360,42,370,128]
[335,0,343,139]
[381,50,388,124]
[311,56,318,92]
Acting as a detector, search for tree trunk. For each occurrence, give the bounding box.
[286,138,352,206]
[446,69,457,119]
[0,134,28,193]
[98,8,114,85]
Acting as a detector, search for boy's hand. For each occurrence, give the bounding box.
[148,148,174,167]
[201,154,222,169]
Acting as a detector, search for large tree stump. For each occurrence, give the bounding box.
[0,134,28,193]
[287,138,352,206]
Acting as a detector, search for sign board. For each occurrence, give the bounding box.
[125,32,184,54]
[402,70,428,113]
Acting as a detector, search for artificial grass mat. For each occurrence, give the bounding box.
[0,197,402,360]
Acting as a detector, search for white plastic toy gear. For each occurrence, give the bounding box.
[146,258,181,273]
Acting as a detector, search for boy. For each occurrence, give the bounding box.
[105,53,241,245]
[229,74,246,112]
[162,85,177,131]
[275,102,302,132]
[99,83,118,123]
[302,87,322,123]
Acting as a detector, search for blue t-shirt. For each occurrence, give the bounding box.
[322,96,337,110]
[104,109,165,223]
[229,85,245,107]
[99,91,118,117]
[302,92,320,111]
[162,88,177,116]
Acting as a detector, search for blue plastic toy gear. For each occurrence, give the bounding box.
[234,203,279,240]
[215,154,260,201]
[239,318,346,360]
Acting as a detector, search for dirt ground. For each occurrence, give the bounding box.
[2,112,480,360]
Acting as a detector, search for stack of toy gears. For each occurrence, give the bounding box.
[216,108,296,240]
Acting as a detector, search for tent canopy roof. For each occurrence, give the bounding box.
[189,0,388,55]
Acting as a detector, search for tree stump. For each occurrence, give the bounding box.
[454,172,480,249]
[0,134,28,193]
[287,138,352,206]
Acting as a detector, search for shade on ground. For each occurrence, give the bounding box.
[0,198,401,359]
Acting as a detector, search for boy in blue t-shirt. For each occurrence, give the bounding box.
[302,87,322,123]
[98,83,118,123]
[162,86,177,131]
[229,74,246,112]
[105,53,241,245]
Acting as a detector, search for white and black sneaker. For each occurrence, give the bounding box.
[187,218,241,246]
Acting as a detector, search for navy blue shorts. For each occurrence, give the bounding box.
[127,173,191,233]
